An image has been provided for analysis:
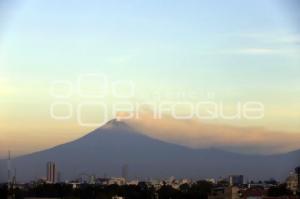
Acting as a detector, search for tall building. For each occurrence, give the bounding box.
[229,175,244,186]
[7,151,11,184]
[122,164,128,181]
[56,171,61,183]
[46,161,56,183]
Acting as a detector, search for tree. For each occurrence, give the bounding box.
[0,184,8,199]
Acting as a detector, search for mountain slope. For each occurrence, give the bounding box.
[0,119,299,182]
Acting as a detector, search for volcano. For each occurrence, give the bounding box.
[0,119,299,182]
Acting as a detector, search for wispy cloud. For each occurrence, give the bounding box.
[228,32,300,55]
[236,48,278,55]
[237,32,300,45]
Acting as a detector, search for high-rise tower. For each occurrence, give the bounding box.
[7,151,11,184]
[46,161,56,183]
[122,164,128,181]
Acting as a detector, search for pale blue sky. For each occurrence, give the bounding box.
[1,0,299,84]
[1,0,299,110]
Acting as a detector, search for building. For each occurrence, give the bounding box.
[209,186,240,199]
[206,178,216,184]
[225,186,241,199]
[46,161,56,183]
[108,177,126,185]
[295,166,300,192]
[286,172,298,194]
[286,167,300,195]
[56,171,61,183]
[112,196,124,199]
[229,175,244,186]
[241,187,265,199]
[121,164,128,181]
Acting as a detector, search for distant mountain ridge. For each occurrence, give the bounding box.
[0,119,299,182]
